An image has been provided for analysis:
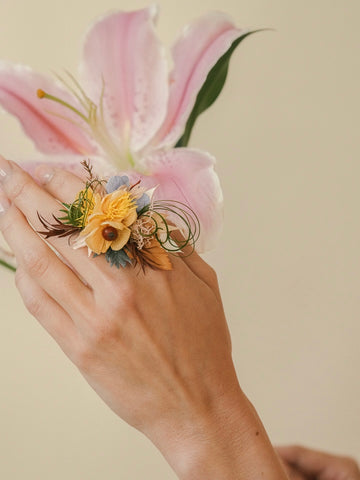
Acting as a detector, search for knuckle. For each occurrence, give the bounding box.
[118,283,137,308]
[74,343,95,372]
[203,264,219,289]
[89,321,120,347]
[7,175,32,202]
[22,249,50,278]
[48,170,67,190]
[102,279,137,311]
[0,213,13,236]
[207,265,218,282]
[23,294,43,317]
[14,268,26,289]
[14,268,43,317]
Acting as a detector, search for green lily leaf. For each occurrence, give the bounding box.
[176,29,267,148]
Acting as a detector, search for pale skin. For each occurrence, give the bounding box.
[0,155,358,478]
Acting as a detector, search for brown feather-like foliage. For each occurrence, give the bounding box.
[36,212,81,239]
[125,239,172,272]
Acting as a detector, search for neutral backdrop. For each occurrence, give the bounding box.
[0,0,359,478]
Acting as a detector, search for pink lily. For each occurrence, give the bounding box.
[0,6,251,261]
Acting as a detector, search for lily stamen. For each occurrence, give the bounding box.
[37,81,128,168]
[37,88,89,123]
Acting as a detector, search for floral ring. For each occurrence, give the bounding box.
[37,160,200,271]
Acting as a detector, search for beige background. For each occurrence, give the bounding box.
[0,0,359,477]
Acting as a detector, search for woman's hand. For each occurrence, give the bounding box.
[0,156,288,479]
[277,445,360,480]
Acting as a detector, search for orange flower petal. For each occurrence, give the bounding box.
[141,238,173,270]
[111,228,131,251]
[85,228,111,254]
[123,208,137,227]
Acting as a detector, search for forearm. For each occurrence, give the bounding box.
[147,387,289,480]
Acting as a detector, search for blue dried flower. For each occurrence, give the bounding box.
[106,175,130,194]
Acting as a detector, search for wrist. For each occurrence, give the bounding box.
[145,385,288,479]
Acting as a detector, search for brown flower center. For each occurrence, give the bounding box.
[102,226,118,241]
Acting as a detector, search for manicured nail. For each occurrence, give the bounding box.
[0,194,10,216]
[0,156,11,181]
[35,164,54,184]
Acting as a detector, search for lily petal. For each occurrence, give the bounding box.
[0,62,96,155]
[80,6,168,153]
[154,12,246,147]
[140,148,224,252]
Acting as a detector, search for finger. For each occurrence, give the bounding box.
[15,266,78,357]
[0,196,93,318]
[285,465,307,480]
[35,163,86,204]
[275,445,338,477]
[0,156,97,282]
[171,229,222,302]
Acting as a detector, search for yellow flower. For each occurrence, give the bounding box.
[80,189,137,254]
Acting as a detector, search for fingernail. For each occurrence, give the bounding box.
[0,156,11,181]
[0,194,10,216]
[35,164,54,184]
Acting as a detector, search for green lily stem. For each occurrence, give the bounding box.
[0,259,16,272]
